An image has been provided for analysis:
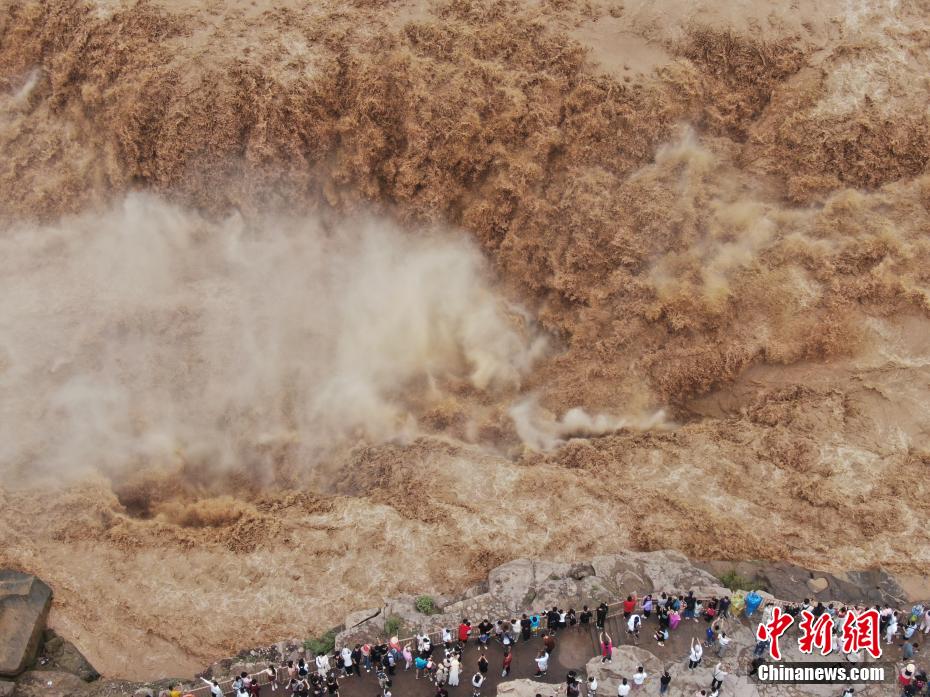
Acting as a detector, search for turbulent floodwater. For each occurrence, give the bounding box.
[1,0,930,681]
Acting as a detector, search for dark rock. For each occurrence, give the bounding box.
[0,570,52,677]
[696,560,909,607]
[568,563,596,580]
[39,629,100,682]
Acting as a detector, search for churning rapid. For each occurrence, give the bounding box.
[2,0,930,682]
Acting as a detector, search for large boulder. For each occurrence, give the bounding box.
[0,571,52,677]
[495,679,561,697]
[12,671,89,697]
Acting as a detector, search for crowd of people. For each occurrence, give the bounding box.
[182,590,930,697]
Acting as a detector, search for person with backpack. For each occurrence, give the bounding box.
[716,631,731,657]
[711,663,727,692]
[703,623,717,647]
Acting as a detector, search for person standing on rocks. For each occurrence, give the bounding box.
[711,663,727,692]
[600,630,613,662]
[716,631,731,657]
[632,666,647,689]
[719,596,731,618]
[659,670,672,695]
[627,613,642,645]
[617,678,631,696]
[587,676,598,697]
[596,601,609,629]
[623,595,637,620]
[688,636,703,669]
[521,614,532,641]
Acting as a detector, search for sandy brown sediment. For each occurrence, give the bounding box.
[2,0,930,681]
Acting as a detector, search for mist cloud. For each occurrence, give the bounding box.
[0,194,546,486]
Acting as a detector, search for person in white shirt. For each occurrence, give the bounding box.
[626,614,642,645]
[587,676,598,697]
[534,650,549,676]
[688,636,703,669]
[471,671,485,696]
[711,663,727,691]
[617,678,631,696]
[340,647,353,676]
[716,632,732,657]
[632,667,647,688]
[199,678,223,697]
[315,652,330,676]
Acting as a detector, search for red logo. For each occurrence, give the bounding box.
[756,607,794,660]
[841,609,882,659]
[797,611,834,655]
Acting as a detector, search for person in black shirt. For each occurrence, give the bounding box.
[580,606,592,625]
[521,614,532,640]
[659,670,671,695]
[478,620,493,644]
[596,602,609,629]
[477,654,489,676]
[547,607,560,632]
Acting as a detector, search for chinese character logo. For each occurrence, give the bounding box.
[797,611,834,655]
[841,609,881,659]
[756,607,794,660]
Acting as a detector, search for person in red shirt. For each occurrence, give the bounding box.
[458,620,472,644]
[623,594,638,619]
[501,649,512,678]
